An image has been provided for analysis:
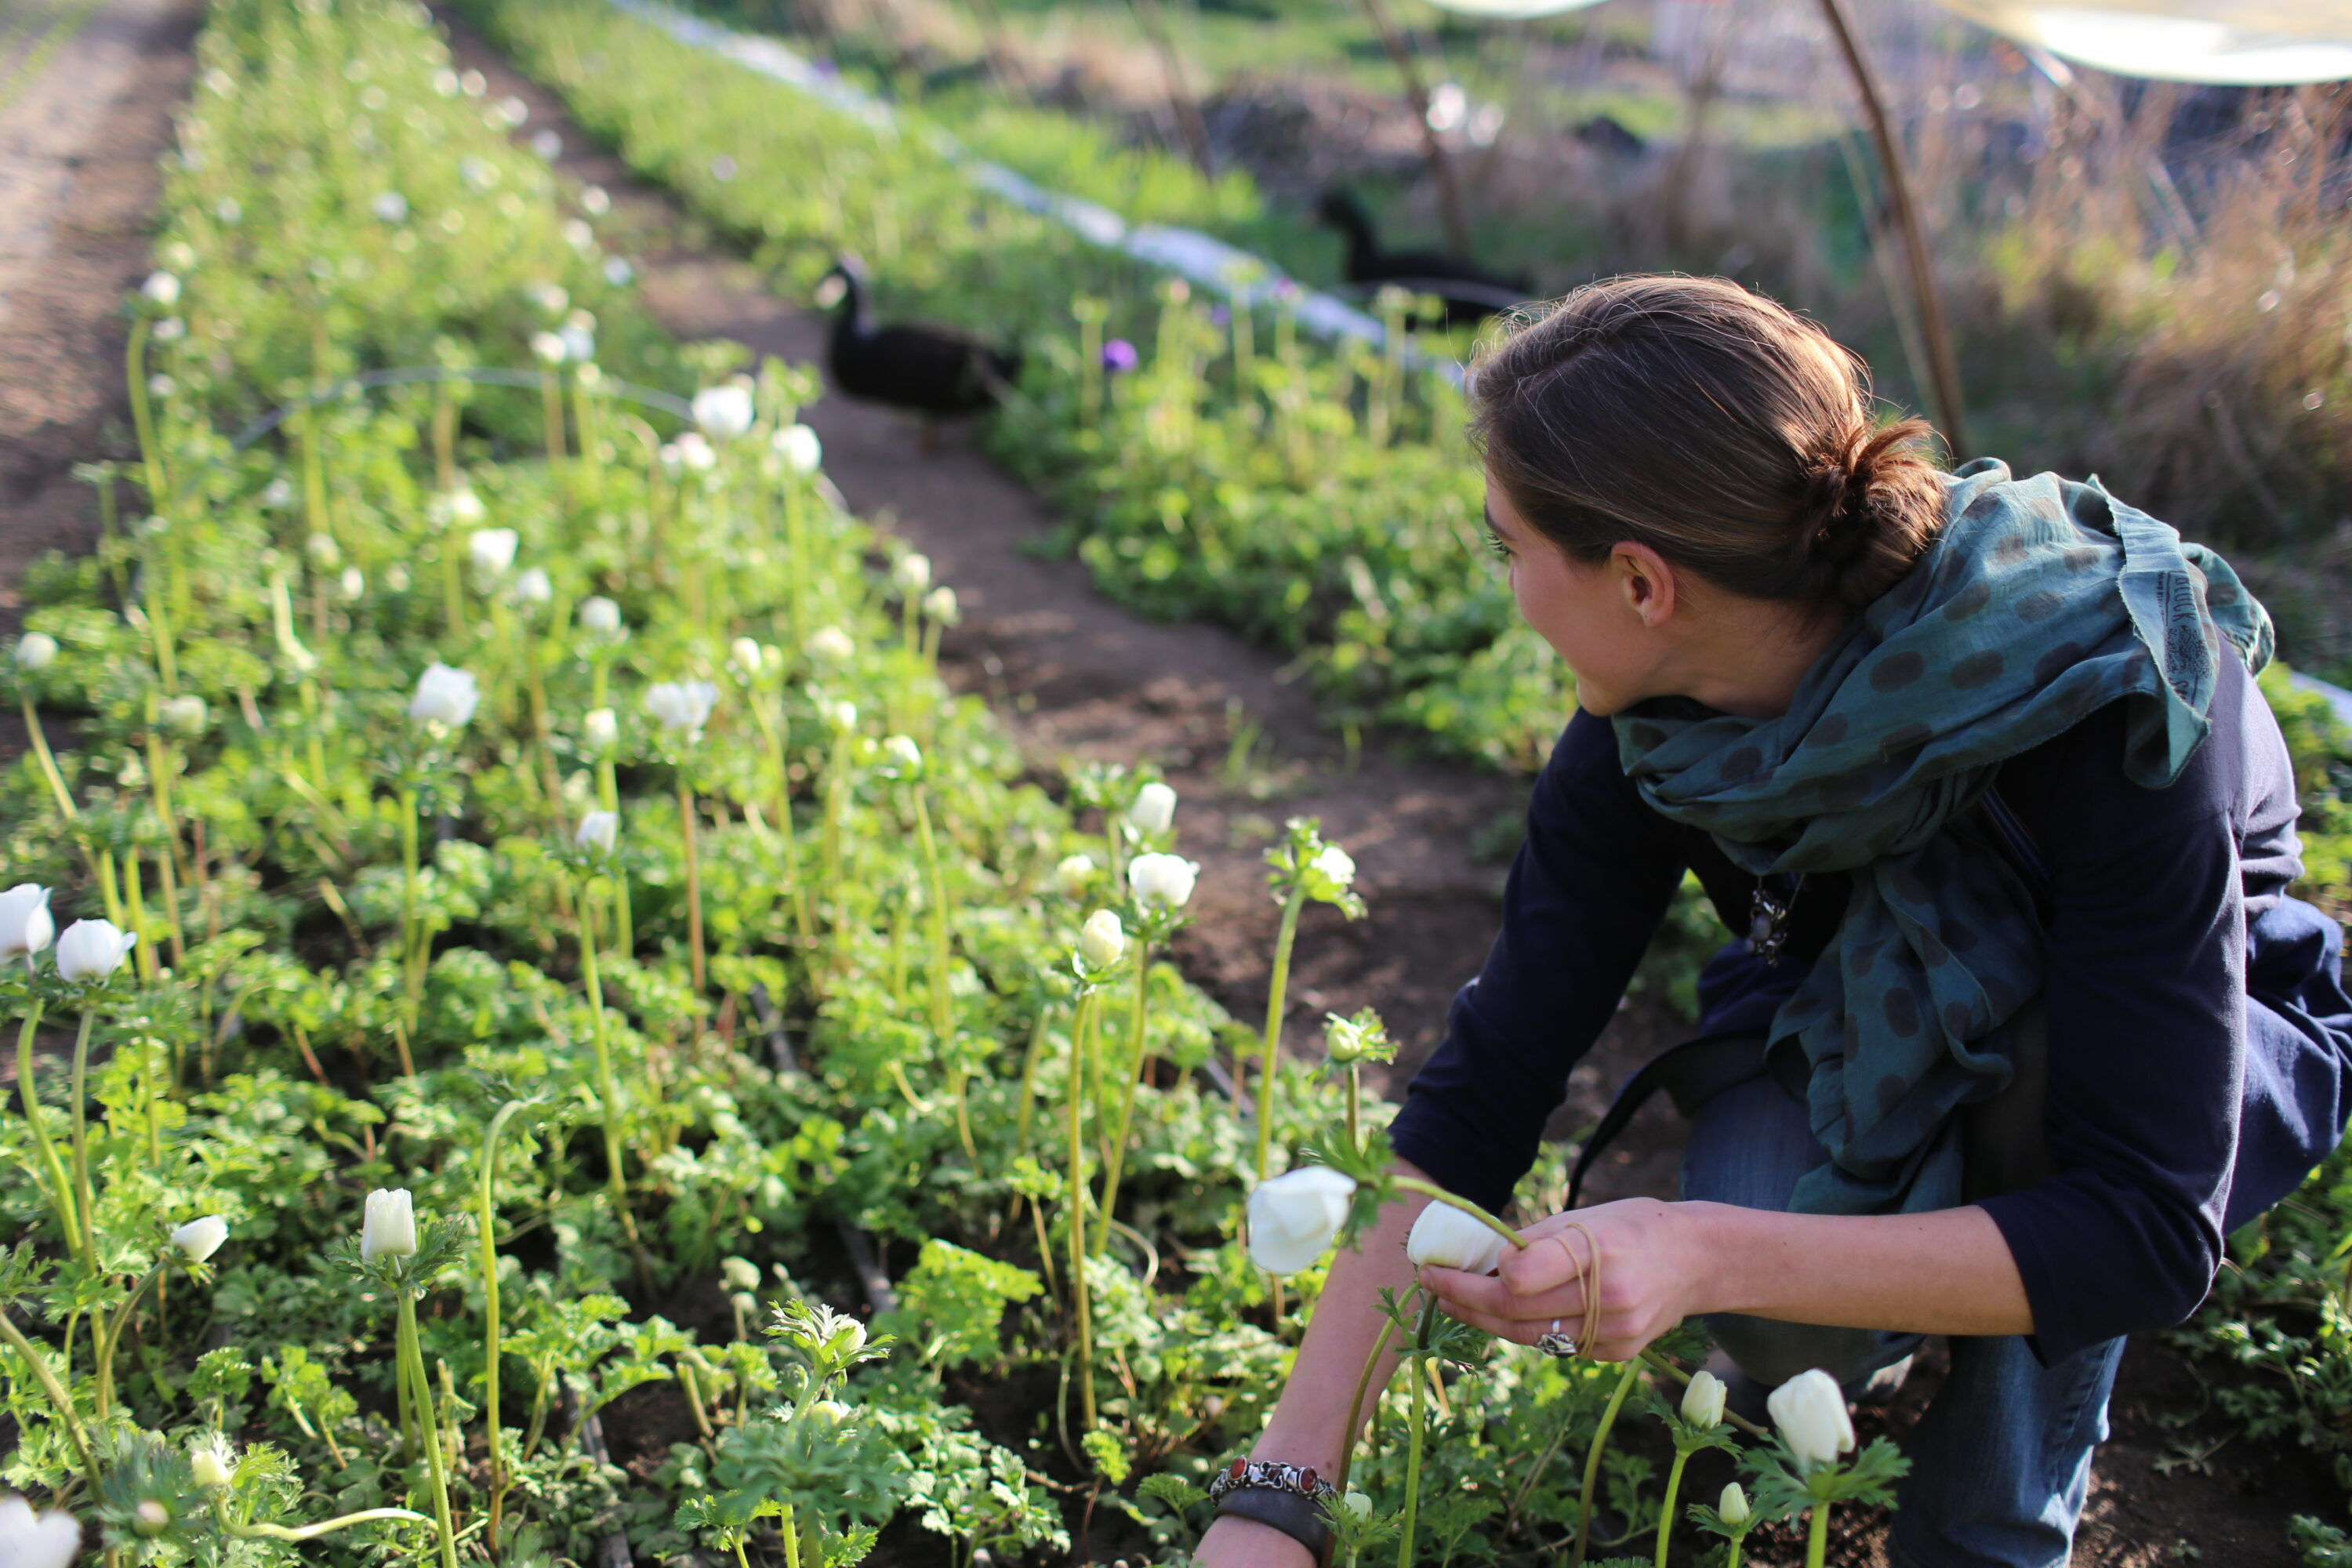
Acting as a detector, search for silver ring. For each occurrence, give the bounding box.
[1534,1319,1577,1358]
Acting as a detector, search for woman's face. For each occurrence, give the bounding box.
[1483,477,1665,717]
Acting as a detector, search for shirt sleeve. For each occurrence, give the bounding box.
[1387,710,1690,1213]
[1977,685,2256,1363]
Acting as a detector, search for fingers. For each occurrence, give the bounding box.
[1435,1297,1635,1363]
[1419,1262,1587,1327]
[1500,1214,1596,1298]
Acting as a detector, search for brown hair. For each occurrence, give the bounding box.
[1468,275,1946,612]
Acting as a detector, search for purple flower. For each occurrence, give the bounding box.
[1102,339,1139,373]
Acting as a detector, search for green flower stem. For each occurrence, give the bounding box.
[477,1099,526,1556]
[93,1265,162,1425]
[539,366,568,470]
[144,728,187,967]
[590,658,633,960]
[1065,988,1098,1436]
[678,779,706,998]
[1726,1530,1745,1568]
[753,699,813,949]
[1806,1496,1831,1568]
[123,855,156,985]
[399,784,424,1047]
[1653,1448,1691,1568]
[1345,1061,1362,1157]
[1094,939,1153,1252]
[1395,1294,1437,1568]
[1388,1178,1524,1253]
[67,1010,100,1269]
[1253,883,1308,1184]
[0,1305,96,1494]
[16,998,83,1267]
[125,317,181,694]
[576,889,635,1231]
[227,1508,434,1544]
[19,697,123,925]
[910,788,974,1163]
[396,1291,461,1568]
[1331,1314,1396,1496]
[1573,1358,1642,1566]
[1013,1006,1051,1158]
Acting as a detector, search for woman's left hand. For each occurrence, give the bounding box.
[1416,1198,1709,1363]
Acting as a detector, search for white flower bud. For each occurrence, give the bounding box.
[1054,855,1094,898]
[729,637,766,677]
[891,553,931,595]
[339,567,365,601]
[159,695,209,737]
[1312,844,1356,889]
[1128,781,1176,836]
[824,699,858,733]
[1126,852,1198,909]
[530,331,567,365]
[691,383,755,441]
[1405,1200,1504,1276]
[14,633,57,670]
[575,811,619,855]
[921,586,960,626]
[583,707,619,750]
[372,191,409,223]
[882,735,923,774]
[1077,909,1126,970]
[1245,1167,1356,1275]
[1717,1482,1751,1527]
[468,528,519,577]
[190,1440,233,1490]
[54,919,137,982]
[1767,1368,1856,1471]
[672,431,716,471]
[579,596,623,636]
[305,532,343,569]
[142,271,181,307]
[0,885,55,961]
[1341,1492,1372,1522]
[514,567,553,605]
[720,1257,760,1292]
[804,626,855,664]
[408,663,481,728]
[774,423,822,474]
[361,1188,417,1261]
[171,1215,230,1264]
[1682,1368,1727,1429]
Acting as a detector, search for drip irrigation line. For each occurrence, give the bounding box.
[601,0,1470,385]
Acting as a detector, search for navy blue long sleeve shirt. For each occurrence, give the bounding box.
[1388,655,2352,1361]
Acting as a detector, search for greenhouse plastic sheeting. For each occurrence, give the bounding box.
[1930,1,2352,84]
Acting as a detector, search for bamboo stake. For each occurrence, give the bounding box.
[1357,0,1471,256]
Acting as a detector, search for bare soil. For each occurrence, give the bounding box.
[0,5,2332,1563]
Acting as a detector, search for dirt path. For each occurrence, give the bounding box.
[0,0,200,618]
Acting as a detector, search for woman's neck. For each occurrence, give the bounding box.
[1661,595,1851,720]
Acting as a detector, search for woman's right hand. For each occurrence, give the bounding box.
[1195,1515,1318,1568]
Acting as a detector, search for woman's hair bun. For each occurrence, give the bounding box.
[1799,416,1941,608]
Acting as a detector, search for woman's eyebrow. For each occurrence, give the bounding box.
[1483,502,1505,537]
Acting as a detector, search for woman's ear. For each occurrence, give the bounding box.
[1615,542,1679,628]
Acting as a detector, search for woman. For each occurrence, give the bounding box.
[1198,277,2352,1568]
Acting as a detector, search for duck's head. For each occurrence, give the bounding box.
[814,254,869,314]
[1313,188,1374,239]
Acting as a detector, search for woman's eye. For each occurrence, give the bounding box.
[1484,530,1512,561]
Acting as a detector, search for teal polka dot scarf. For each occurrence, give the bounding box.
[1613,459,2274,1218]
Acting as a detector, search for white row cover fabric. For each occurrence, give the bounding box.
[1423,0,2352,84]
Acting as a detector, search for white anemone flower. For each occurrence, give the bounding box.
[13,632,56,670]
[774,423,822,474]
[1767,1369,1856,1471]
[1128,781,1177,836]
[55,919,137,983]
[408,663,481,728]
[171,1215,229,1263]
[579,596,622,637]
[644,680,718,736]
[0,1494,82,1568]
[0,885,55,962]
[671,432,716,472]
[468,528,519,577]
[1077,909,1127,969]
[141,271,181,307]
[1682,1368,1728,1429]
[921,586,960,626]
[805,626,855,665]
[530,331,568,365]
[575,811,619,855]
[361,1188,418,1261]
[729,637,768,679]
[1246,1167,1357,1275]
[1054,855,1095,898]
[583,707,619,750]
[160,695,209,736]
[514,567,554,605]
[891,553,932,595]
[692,383,755,441]
[1126,852,1199,909]
[1405,1200,1504,1276]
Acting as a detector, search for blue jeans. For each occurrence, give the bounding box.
[1682,1074,2127,1568]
